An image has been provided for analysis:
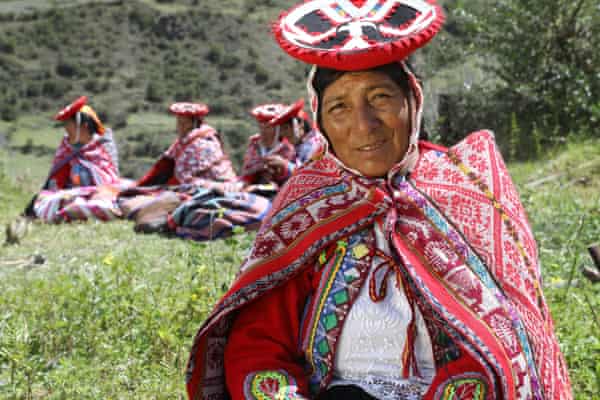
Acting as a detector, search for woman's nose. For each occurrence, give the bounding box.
[353,101,380,136]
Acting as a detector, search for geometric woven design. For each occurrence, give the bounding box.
[185,132,572,400]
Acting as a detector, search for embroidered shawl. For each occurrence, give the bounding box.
[241,134,296,184]
[186,131,571,400]
[48,134,120,189]
[164,125,237,186]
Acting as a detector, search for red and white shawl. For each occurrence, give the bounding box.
[164,125,237,186]
[48,134,120,189]
[185,131,571,400]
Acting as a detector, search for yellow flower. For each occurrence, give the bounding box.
[102,253,114,266]
[196,264,207,275]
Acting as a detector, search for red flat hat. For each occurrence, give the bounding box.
[251,103,286,123]
[54,96,88,121]
[273,0,445,71]
[269,98,305,126]
[169,102,210,118]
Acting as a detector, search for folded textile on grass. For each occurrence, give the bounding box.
[167,188,271,241]
[34,186,121,223]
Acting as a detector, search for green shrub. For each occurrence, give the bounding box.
[0,103,18,122]
[41,80,72,99]
[206,44,223,63]
[55,61,79,78]
[145,81,164,103]
[0,37,16,54]
[254,65,268,85]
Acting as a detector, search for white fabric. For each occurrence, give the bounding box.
[331,221,436,399]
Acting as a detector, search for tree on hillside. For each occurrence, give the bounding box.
[464,0,599,143]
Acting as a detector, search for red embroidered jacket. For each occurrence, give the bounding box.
[186,132,572,400]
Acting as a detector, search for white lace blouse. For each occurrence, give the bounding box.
[330,221,436,399]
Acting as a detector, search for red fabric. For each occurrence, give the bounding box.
[272,0,445,71]
[49,162,71,190]
[163,125,237,187]
[48,135,119,189]
[136,157,176,187]
[240,134,296,185]
[224,268,314,399]
[54,96,87,121]
[186,133,571,400]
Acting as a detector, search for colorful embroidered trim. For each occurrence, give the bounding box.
[244,370,302,399]
[304,231,373,393]
[436,373,488,400]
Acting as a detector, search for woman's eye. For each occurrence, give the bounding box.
[328,103,346,114]
[371,92,391,102]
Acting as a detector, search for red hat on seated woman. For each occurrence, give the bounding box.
[250,103,286,123]
[268,98,305,126]
[54,96,106,135]
[169,102,210,118]
[54,96,88,121]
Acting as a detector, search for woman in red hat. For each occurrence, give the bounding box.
[267,98,324,178]
[137,102,238,191]
[128,102,270,240]
[240,103,296,188]
[29,96,123,223]
[185,1,572,399]
[47,96,120,190]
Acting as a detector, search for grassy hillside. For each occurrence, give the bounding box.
[0,0,479,178]
[0,0,315,176]
[1,140,599,398]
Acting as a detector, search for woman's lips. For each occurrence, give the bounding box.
[356,139,386,152]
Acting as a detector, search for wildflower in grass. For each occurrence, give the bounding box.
[102,253,114,266]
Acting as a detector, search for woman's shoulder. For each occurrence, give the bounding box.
[185,125,219,144]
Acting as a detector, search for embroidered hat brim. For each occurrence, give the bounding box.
[269,98,305,126]
[169,102,210,118]
[251,103,287,123]
[54,96,88,121]
[272,0,445,71]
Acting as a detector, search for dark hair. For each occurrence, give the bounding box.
[312,63,415,131]
[73,112,99,134]
[292,117,311,134]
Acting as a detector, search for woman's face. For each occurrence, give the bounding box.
[176,116,194,137]
[64,118,92,145]
[64,119,77,139]
[321,70,411,178]
[278,121,300,145]
[258,121,277,147]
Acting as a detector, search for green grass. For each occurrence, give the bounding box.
[0,159,255,398]
[509,140,600,399]
[7,115,60,149]
[0,140,599,398]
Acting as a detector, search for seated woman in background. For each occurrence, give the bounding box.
[137,102,238,192]
[254,99,324,183]
[48,96,120,190]
[30,96,123,223]
[240,103,296,193]
[185,0,572,399]
[122,102,270,240]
